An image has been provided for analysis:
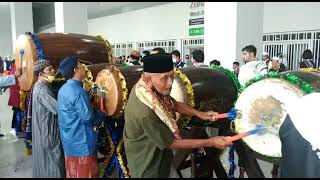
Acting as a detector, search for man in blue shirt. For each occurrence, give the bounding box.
[57,56,106,178]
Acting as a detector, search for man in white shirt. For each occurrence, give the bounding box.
[238,45,268,86]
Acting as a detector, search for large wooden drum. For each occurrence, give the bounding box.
[92,66,240,121]
[171,67,239,128]
[14,33,112,91]
[233,70,320,163]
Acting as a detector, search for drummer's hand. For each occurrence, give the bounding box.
[14,68,22,78]
[206,136,233,150]
[196,111,218,121]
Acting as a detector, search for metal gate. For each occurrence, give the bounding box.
[263,31,320,70]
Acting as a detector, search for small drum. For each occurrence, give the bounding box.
[14,33,111,91]
[233,70,320,162]
[94,65,144,117]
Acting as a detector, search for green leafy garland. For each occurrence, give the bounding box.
[209,65,241,96]
[239,71,315,94]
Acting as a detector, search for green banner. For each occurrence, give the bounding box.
[189,27,204,36]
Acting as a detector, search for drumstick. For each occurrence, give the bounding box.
[19,50,24,68]
[100,95,105,112]
[229,124,267,142]
[212,108,241,120]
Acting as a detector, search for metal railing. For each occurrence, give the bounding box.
[263,30,320,70]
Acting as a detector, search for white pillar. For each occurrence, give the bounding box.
[236,2,264,64]
[204,2,264,69]
[54,2,88,34]
[10,2,34,51]
[0,2,13,56]
[204,2,238,69]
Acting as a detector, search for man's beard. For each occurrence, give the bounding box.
[151,86,172,96]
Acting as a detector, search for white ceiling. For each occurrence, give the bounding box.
[87,2,171,19]
[33,2,171,19]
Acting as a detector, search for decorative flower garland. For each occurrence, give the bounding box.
[96,35,114,64]
[103,121,129,178]
[239,71,315,94]
[300,67,320,72]
[81,63,95,97]
[116,138,129,178]
[173,69,195,129]
[236,71,316,163]
[25,32,45,60]
[19,90,27,131]
[114,67,129,119]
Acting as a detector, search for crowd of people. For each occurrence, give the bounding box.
[0,44,319,178]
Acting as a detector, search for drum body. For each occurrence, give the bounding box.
[14,33,111,91]
[171,67,239,127]
[233,71,320,162]
[93,66,239,121]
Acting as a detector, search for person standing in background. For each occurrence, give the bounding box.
[8,62,24,138]
[232,62,240,77]
[238,45,268,86]
[171,50,185,68]
[300,49,316,69]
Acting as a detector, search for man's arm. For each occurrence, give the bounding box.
[0,75,16,88]
[168,136,232,150]
[38,89,58,115]
[141,113,231,151]
[174,101,217,121]
[75,90,106,125]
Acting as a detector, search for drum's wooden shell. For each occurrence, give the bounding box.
[179,67,238,113]
[94,65,143,117]
[14,33,111,91]
[282,70,320,91]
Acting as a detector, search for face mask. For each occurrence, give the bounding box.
[42,73,56,83]
[172,58,177,63]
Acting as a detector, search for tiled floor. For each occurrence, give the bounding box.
[0,134,32,178]
[0,91,274,178]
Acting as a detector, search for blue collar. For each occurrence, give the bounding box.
[67,79,83,86]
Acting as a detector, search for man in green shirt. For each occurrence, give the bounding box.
[124,53,232,178]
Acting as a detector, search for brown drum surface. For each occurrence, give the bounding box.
[14,33,111,91]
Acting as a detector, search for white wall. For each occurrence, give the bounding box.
[236,2,264,63]
[10,2,34,51]
[88,2,191,44]
[204,2,237,69]
[263,2,320,33]
[55,2,88,34]
[0,2,13,57]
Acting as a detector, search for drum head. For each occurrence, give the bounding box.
[95,66,127,117]
[234,78,306,159]
[14,34,37,91]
